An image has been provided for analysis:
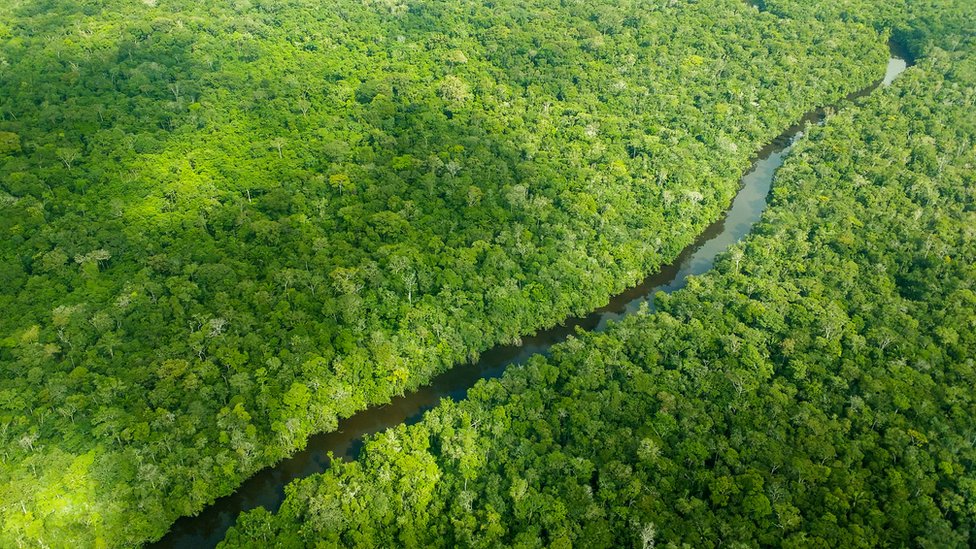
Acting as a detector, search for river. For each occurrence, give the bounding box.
[151,41,911,548]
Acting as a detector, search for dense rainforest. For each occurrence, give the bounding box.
[2,0,974,547]
[218,0,976,547]
[0,0,900,546]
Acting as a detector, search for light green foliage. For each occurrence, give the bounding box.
[0,131,20,157]
[221,3,976,547]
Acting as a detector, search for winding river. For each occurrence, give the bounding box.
[152,42,910,548]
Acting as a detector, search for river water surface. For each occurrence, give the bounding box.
[152,43,910,548]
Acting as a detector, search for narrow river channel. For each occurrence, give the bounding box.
[152,42,911,548]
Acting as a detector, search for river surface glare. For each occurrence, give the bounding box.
[151,43,910,549]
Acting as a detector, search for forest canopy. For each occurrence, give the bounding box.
[2,0,971,546]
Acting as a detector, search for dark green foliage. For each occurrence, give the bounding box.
[221,9,976,548]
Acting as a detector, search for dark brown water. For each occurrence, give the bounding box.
[151,44,910,549]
